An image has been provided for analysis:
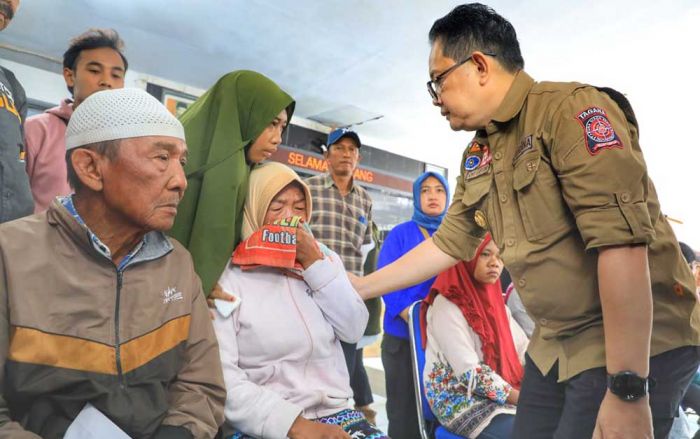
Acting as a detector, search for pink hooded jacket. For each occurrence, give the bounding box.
[24,99,73,213]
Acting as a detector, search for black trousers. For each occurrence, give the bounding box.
[381,334,421,439]
[341,341,374,407]
[513,346,700,439]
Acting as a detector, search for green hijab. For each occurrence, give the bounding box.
[170,70,295,295]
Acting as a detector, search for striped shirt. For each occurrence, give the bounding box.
[305,174,373,276]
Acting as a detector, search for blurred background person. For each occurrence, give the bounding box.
[378,171,449,438]
[0,0,33,223]
[25,28,127,212]
[306,128,378,423]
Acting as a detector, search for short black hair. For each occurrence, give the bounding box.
[65,140,120,191]
[680,242,697,265]
[429,3,524,73]
[63,28,128,94]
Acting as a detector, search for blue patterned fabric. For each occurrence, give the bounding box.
[229,409,388,439]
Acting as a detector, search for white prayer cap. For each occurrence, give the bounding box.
[66,88,185,150]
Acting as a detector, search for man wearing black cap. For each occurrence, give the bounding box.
[305,128,377,423]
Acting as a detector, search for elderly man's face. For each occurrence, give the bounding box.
[101,136,187,232]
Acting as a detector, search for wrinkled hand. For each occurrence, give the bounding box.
[296,226,323,269]
[288,416,351,439]
[206,283,236,319]
[592,391,652,439]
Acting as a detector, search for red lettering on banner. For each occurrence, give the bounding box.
[305,156,328,172]
[275,146,412,193]
[354,168,374,183]
[288,152,302,167]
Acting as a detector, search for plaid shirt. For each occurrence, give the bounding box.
[305,174,373,276]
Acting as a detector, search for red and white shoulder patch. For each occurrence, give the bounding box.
[575,106,624,155]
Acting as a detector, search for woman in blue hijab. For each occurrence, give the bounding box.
[377,171,450,439]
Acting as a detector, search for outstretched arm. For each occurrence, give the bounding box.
[353,238,457,299]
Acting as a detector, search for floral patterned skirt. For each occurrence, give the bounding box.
[425,360,516,438]
[229,408,388,439]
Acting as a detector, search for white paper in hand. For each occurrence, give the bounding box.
[64,403,131,439]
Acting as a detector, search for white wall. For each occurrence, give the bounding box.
[0,59,328,134]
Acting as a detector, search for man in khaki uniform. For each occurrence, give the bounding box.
[352,3,700,439]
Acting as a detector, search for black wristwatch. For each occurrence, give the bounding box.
[607,371,655,402]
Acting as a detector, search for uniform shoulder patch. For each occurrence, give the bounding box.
[463,141,492,178]
[575,106,623,155]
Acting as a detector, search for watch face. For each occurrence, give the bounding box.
[610,373,647,401]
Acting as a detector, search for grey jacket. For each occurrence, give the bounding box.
[0,66,33,223]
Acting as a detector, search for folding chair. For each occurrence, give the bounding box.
[408,301,464,439]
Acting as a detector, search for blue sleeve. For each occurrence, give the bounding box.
[377,226,403,271]
[378,225,433,321]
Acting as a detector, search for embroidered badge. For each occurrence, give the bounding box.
[464,141,493,178]
[513,135,533,163]
[465,165,491,180]
[479,145,492,168]
[464,155,481,171]
[576,107,623,155]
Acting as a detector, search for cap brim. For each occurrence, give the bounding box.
[328,132,361,149]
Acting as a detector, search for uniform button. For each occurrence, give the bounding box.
[500,194,508,203]
[494,151,503,160]
[518,278,526,288]
[506,239,515,247]
[620,193,631,203]
[539,318,548,326]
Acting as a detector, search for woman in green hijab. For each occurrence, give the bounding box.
[170,70,295,297]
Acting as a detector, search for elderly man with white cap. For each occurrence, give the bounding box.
[0,88,225,438]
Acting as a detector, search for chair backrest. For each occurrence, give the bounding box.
[408,300,436,439]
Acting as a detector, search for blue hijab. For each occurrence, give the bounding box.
[411,171,450,231]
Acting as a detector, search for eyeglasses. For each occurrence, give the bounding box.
[427,52,496,100]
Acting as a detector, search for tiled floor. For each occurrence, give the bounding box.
[364,356,389,434]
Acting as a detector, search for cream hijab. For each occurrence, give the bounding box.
[241,162,313,240]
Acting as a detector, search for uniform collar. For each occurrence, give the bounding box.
[490,70,536,124]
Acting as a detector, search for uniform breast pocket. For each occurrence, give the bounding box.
[512,152,572,242]
[461,174,497,236]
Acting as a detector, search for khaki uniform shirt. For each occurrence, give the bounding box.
[432,71,700,381]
